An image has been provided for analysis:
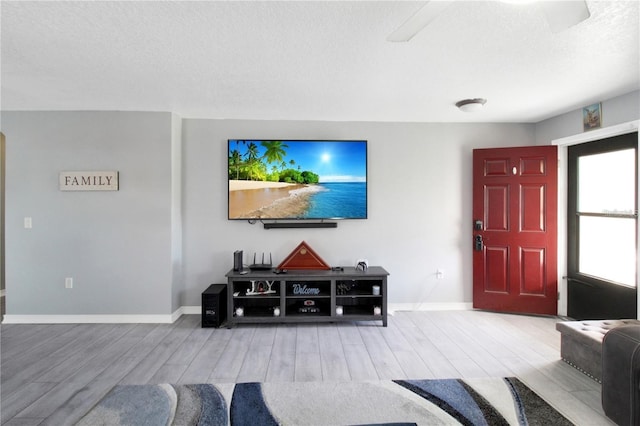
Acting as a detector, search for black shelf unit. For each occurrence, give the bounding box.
[226,267,388,327]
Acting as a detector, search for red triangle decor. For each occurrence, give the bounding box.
[277,241,331,270]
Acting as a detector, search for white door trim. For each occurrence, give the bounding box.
[552,120,639,317]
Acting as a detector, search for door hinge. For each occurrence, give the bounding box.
[557,292,560,301]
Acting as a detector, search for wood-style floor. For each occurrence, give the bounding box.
[1,310,612,425]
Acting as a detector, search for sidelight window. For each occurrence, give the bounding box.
[568,135,637,288]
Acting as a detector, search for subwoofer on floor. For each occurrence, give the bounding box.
[201,284,227,328]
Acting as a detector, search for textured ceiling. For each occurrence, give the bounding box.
[1,1,638,123]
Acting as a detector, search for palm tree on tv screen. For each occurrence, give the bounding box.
[245,142,260,162]
[244,142,261,180]
[229,149,243,180]
[261,141,288,168]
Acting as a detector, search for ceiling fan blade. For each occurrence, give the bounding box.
[538,0,590,33]
[387,0,454,42]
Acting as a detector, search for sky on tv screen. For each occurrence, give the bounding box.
[228,140,366,183]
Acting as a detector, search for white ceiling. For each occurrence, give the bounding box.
[1,1,638,123]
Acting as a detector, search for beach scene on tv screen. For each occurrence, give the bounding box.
[228,140,367,219]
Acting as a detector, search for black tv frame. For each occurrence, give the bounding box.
[227,139,367,225]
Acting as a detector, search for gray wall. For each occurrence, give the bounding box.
[170,113,184,313]
[535,90,639,144]
[182,120,535,309]
[1,133,5,311]
[1,89,637,319]
[2,111,177,316]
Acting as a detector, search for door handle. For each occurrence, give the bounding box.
[474,235,483,251]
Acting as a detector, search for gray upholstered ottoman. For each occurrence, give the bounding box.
[555,319,640,381]
[602,324,640,426]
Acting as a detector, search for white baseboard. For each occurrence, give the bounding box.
[2,306,201,324]
[1,304,471,324]
[174,305,200,321]
[388,302,472,313]
[180,306,201,314]
[2,314,176,324]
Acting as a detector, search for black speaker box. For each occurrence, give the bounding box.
[201,284,227,328]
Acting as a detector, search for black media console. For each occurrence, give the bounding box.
[225,266,389,327]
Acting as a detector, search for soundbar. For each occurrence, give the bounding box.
[263,222,338,229]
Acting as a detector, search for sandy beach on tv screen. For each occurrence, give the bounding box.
[229,180,298,191]
[229,180,320,219]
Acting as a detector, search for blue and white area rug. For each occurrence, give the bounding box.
[77,377,574,425]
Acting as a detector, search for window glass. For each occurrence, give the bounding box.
[578,216,636,286]
[578,149,635,213]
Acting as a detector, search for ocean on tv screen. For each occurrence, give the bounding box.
[305,182,366,219]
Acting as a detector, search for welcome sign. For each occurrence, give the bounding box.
[292,284,321,295]
[59,171,119,191]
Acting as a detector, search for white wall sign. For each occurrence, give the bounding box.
[59,171,119,191]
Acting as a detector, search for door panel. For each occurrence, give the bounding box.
[521,184,545,231]
[485,158,510,176]
[473,145,558,315]
[485,247,509,293]
[520,156,547,176]
[521,247,545,295]
[485,185,509,230]
[568,280,636,319]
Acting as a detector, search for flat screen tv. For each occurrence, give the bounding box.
[228,140,367,220]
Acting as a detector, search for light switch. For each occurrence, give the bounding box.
[24,217,32,229]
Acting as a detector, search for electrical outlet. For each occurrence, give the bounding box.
[436,269,444,279]
[65,277,73,289]
[24,217,33,229]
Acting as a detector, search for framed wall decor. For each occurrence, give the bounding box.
[583,103,602,131]
[59,171,119,191]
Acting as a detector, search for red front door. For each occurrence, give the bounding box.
[472,146,558,315]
